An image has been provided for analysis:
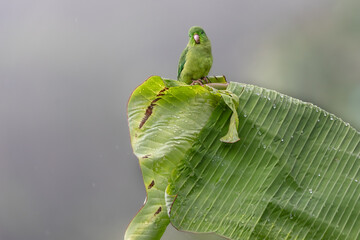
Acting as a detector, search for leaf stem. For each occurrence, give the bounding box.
[206,83,229,90]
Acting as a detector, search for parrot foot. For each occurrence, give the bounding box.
[190,79,204,86]
[190,77,210,86]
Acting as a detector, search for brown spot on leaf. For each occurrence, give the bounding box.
[148,180,155,189]
[154,207,162,216]
[142,154,151,159]
[156,87,168,97]
[139,87,169,129]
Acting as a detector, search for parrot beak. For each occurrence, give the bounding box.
[194,34,200,44]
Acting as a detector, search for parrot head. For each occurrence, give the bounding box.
[188,26,210,46]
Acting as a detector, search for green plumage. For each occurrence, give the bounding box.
[177,26,213,84]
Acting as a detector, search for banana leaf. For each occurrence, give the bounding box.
[125,76,360,240]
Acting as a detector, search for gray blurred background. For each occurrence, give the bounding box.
[1,1,359,240]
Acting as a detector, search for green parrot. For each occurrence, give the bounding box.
[177,26,213,85]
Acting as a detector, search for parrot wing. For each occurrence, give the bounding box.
[177,46,188,80]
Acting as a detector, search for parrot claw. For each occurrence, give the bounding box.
[202,77,210,83]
